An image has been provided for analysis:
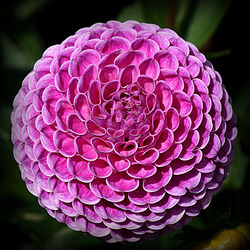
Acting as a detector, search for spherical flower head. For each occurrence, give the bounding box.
[11,20,237,243]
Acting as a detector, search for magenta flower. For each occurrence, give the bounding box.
[11,20,237,242]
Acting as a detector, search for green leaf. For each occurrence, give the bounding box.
[117,2,144,23]
[223,142,248,190]
[138,0,168,28]
[1,30,44,70]
[185,0,232,48]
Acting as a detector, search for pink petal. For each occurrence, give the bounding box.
[190,94,203,129]
[67,155,94,183]
[134,148,159,164]
[172,91,192,117]
[55,61,71,91]
[75,136,98,161]
[90,137,113,154]
[137,76,155,94]
[96,37,130,54]
[166,108,179,131]
[74,93,91,121]
[99,64,119,83]
[158,69,184,91]
[53,130,76,157]
[72,49,100,77]
[86,120,106,136]
[103,80,120,100]
[49,176,74,202]
[115,50,145,68]
[114,197,147,213]
[156,144,182,167]
[108,153,130,171]
[145,93,157,114]
[149,194,180,213]
[107,171,139,192]
[88,159,112,178]
[174,116,192,143]
[47,152,73,181]
[94,200,126,222]
[89,80,101,105]
[42,86,62,124]
[78,64,98,93]
[154,51,179,71]
[90,178,124,202]
[139,58,160,80]
[131,38,159,57]
[67,78,78,105]
[143,166,172,192]
[120,65,140,87]
[128,185,165,205]
[68,179,100,205]
[155,80,172,111]
[36,115,56,152]
[55,99,74,132]
[150,109,165,135]
[98,50,122,68]
[114,140,138,157]
[165,169,201,195]
[127,163,156,179]
[155,128,174,153]
[170,157,196,175]
[67,113,86,135]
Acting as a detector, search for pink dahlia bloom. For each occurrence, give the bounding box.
[11,20,237,242]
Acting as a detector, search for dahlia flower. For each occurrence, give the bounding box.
[11,20,237,243]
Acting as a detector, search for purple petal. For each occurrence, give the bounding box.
[156,144,182,167]
[115,50,145,69]
[172,91,192,117]
[96,37,130,54]
[150,109,165,135]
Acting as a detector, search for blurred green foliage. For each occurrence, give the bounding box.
[1,0,250,249]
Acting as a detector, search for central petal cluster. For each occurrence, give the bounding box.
[11,20,237,243]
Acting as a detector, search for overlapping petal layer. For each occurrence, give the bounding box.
[11,20,237,243]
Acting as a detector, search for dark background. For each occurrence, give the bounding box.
[0,0,250,249]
